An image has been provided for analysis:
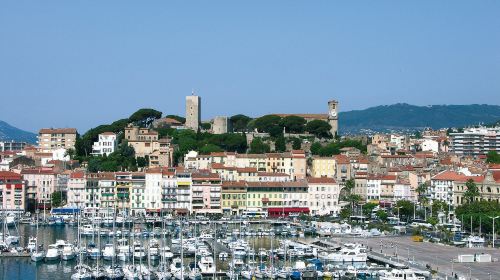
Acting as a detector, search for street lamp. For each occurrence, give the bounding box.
[488,216,500,248]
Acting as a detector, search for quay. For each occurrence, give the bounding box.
[0,252,30,258]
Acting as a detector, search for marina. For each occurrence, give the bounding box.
[2,213,497,279]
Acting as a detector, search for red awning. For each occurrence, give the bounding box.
[267,207,309,217]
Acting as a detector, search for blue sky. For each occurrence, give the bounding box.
[1,1,499,133]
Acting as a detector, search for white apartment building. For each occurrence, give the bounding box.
[430,171,469,205]
[366,176,382,202]
[67,171,86,208]
[394,181,414,202]
[92,132,117,156]
[450,126,500,156]
[307,177,340,216]
[176,171,193,214]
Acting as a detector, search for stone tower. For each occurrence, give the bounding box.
[186,94,201,131]
[328,100,338,137]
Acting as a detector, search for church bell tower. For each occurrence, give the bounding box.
[328,100,338,137]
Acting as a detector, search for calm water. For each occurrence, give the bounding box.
[0,223,376,280]
[0,223,304,280]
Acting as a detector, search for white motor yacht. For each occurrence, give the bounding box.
[45,244,61,261]
[198,256,215,274]
[27,236,37,252]
[62,243,77,261]
[322,243,367,262]
[102,243,116,261]
[133,241,146,260]
[116,238,131,261]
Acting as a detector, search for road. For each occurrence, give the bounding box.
[332,235,500,280]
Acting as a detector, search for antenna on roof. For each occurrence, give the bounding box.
[192,89,195,96]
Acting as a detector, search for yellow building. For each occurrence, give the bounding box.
[311,156,336,178]
[221,181,247,215]
[245,182,286,210]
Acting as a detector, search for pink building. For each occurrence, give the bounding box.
[0,171,26,210]
[21,167,57,209]
[191,172,222,214]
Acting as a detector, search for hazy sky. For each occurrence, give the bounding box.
[1,1,499,133]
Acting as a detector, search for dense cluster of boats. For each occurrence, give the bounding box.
[0,211,431,280]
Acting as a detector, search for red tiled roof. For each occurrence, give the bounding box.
[258,172,289,177]
[192,173,221,180]
[307,177,337,184]
[21,168,56,175]
[381,155,414,158]
[210,152,227,157]
[0,171,22,180]
[70,171,85,179]
[237,167,258,173]
[100,132,116,136]
[432,171,467,181]
[39,128,77,134]
[493,171,500,183]
[489,164,500,170]
[222,181,247,187]
[211,163,225,169]
[458,176,485,183]
[382,175,397,181]
[335,154,350,164]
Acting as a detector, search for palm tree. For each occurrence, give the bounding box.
[416,183,428,202]
[346,194,362,215]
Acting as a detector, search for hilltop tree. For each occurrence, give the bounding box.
[305,120,332,139]
[129,108,162,127]
[164,115,186,124]
[249,138,270,154]
[199,144,223,155]
[279,116,306,133]
[291,137,302,150]
[274,136,286,152]
[230,114,252,132]
[253,115,282,134]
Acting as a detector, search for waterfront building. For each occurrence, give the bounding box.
[67,171,86,209]
[0,171,26,211]
[175,170,192,215]
[430,171,467,205]
[307,177,340,216]
[221,181,247,215]
[191,172,222,214]
[453,169,500,206]
[22,167,57,209]
[129,172,146,216]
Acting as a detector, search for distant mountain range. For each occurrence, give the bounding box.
[1,104,500,142]
[339,103,500,132]
[0,121,37,143]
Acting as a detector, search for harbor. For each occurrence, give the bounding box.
[3,213,497,279]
